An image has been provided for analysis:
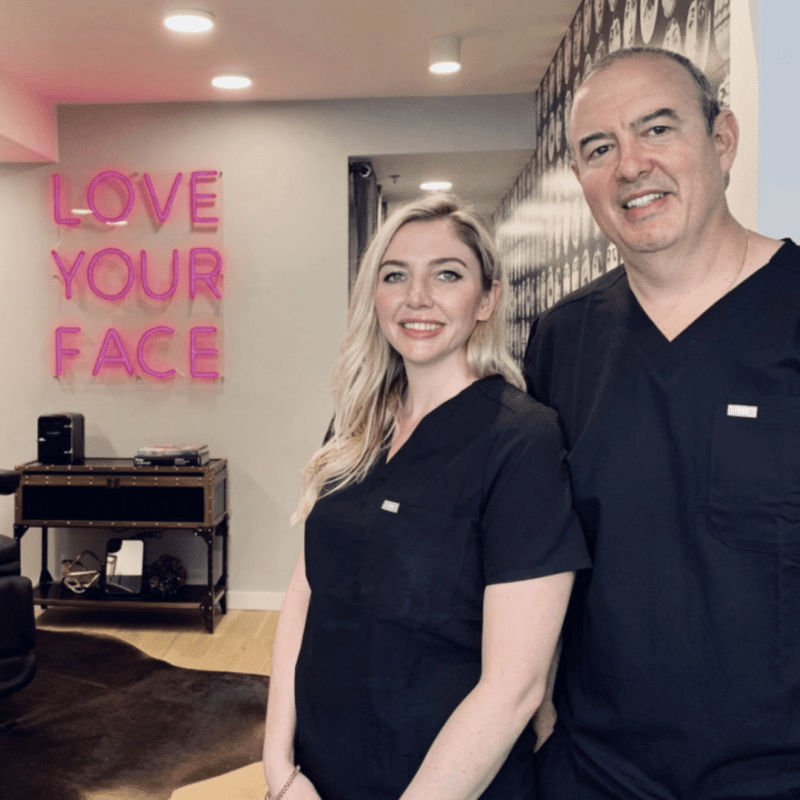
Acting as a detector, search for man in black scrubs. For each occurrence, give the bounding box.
[525,47,800,799]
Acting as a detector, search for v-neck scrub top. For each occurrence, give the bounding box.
[525,240,800,799]
[294,376,590,800]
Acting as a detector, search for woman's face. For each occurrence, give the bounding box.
[374,218,498,375]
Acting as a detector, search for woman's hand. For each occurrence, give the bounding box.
[282,771,323,799]
[264,764,322,800]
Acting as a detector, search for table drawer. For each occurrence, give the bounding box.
[15,459,228,529]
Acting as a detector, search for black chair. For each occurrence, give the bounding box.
[0,469,36,699]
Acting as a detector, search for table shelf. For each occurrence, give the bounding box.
[14,458,229,632]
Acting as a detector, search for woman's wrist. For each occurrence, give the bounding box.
[265,764,300,800]
[263,758,296,792]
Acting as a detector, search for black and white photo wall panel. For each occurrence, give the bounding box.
[495,0,731,363]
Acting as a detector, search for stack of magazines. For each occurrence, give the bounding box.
[134,445,210,467]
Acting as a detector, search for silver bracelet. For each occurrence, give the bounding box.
[266,765,300,800]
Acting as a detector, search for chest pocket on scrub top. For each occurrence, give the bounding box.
[361,502,473,628]
[708,397,800,553]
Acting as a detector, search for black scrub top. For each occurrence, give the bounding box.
[525,240,800,799]
[294,375,589,800]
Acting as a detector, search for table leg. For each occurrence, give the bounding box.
[200,594,215,634]
[198,528,216,633]
[39,526,55,583]
[219,516,228,615]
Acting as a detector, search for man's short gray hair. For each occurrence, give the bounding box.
[583,47,721,134]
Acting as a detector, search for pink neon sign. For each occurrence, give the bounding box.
[92,328,134,375]
[138,326,176,379]
[50,248,223,301]
[52,174,80,226]
[55,327,81,375]
[52,170,219,226]
[141,251,179,300]
[87,248,135,301]
[142,173,182,224]
[189,172,219,224]
[50,169,223,381]
[87,171,135,223]
[55,325,219,380]
[189,327,219,379]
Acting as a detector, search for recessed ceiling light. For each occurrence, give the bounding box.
[164,9,215,33]
[420,181,453,191]
[211,74,252,90]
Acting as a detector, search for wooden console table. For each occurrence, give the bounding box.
[13,458,229,633]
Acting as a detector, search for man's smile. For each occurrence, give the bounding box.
[621,192,666,210]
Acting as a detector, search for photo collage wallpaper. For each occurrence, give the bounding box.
[495,0,731,363]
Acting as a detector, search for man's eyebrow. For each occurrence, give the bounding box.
[577,107,682,154]
[577,131,610,153]
[633,107,681,128]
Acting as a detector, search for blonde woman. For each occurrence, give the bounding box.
[263,195,589,800]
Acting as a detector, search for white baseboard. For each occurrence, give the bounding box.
[227,591,285,611]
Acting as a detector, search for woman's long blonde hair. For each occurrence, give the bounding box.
[292,193,523,523]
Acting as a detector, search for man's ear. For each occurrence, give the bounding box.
[570,157,582,183]
[713,108,739,174]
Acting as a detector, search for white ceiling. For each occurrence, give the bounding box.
[0,0,576,103]
[367,151,535,220]
[0,0,580,215]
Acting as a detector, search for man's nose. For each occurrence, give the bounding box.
[615,136,652,183]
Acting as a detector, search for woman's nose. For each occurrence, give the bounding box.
[406,274,432,307]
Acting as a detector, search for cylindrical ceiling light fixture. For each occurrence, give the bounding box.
[429,35,461,75]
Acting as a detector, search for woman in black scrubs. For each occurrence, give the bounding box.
[263,194,588,800]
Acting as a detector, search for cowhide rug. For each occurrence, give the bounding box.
[0,628,268,800]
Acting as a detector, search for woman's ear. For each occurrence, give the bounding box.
[476,280,501,322]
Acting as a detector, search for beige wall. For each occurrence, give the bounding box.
[728,0,759,229]
[1,94,535,609]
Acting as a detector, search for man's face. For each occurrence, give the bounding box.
[568,55,735,258]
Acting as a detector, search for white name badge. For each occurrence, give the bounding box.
[727,404,758,419]
[381,500,400,513]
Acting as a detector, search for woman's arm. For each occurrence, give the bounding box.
[399,570,575,800]
[262,552,321,799]
[532,636,561,750]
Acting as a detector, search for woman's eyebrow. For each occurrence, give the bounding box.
[430,257,469,267]
[379,257,469,269]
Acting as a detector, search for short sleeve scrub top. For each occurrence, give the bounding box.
[294,376,590,800]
